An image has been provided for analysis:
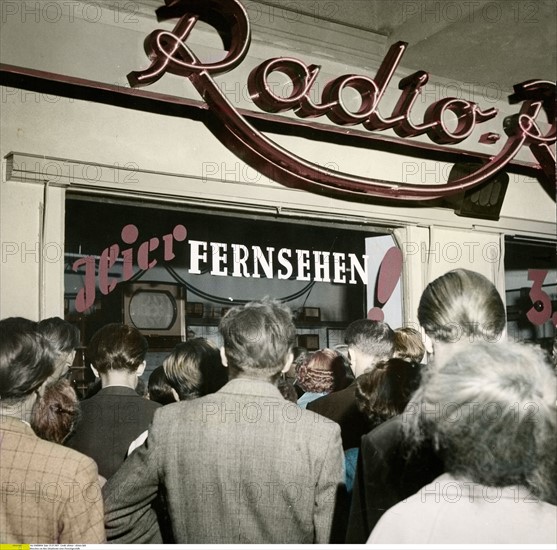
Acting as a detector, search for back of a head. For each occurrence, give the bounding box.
[0,317,55,402]
[408,341,557,503]
[148,365,177,405]
[38,317,80,355]
[31,378,80,443]
[163,338,226,400]
[38,317,80,381]
[417,269,505,344]
[356,358,422,429]
[86,323,148,374]
[296,348,347,394]
[219,298,296,380]
[345,319,395,360]
[393,327,425,363]
[277,378,298,402]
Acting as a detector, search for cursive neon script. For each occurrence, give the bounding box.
[73,224,187,312]
[128,0,555,201]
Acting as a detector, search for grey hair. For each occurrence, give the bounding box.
[219,298,296,381]
[403,341,557,503]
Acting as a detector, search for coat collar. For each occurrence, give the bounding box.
[217,377,284,399]
[431,473,531,501]
[0,414,36,436]
[94,385,140,397]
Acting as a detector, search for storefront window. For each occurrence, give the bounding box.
[64,196,394,376]
[505,237,556,359]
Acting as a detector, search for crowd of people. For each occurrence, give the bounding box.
[1,269,556,544]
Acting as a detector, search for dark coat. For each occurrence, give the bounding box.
[307,381,372,450]
[345,414,444,543]
[65,386,160,479]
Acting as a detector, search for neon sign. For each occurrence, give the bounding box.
[127,0,555,202]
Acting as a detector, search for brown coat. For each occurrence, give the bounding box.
[0,416,105,544]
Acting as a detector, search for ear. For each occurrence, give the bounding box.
[136,360,146,377]
[281,351,294,373]
[36,379,49,397]
[220,347,228,367]
[90,364,99,379]
[171,387,179,402]
[347,347,357,375]
[424,333,434,354]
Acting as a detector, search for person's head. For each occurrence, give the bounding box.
[405,341,557,504]
[148,365,178,405]
[277,378,298,402]
[219,298,296,382]
[284,346,308,383]
[344,319,395,378]
[356,358,422,431]
[417,269,506,349]
[38,317,80,381]
[86,323,147,374]
[393,327,425,364]
[163,338,227,400]
[0,317,55,419]
[134,376,148,398]
[1,316,37,332]
[30,378,80,444]
[296,348,348,394]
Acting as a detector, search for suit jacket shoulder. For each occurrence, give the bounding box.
[116,378,345,544]
[1,417,105,544]
[65,386,160,479]
[307,382,371,449]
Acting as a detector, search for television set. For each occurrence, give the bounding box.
[123,282,186,347]
[297,334,319,351]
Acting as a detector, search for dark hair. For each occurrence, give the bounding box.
[148,365,177,405]
[219,298,296,380]
[345,319,395,359]
[163,338,227,400]
[86,323,148,374]
[38,317,80,381]
[84,379,102,399]
[417,269,506,343]
[277,378,298,402]
[1,317,37,331]
[0,317,55,400]
[393,327,425,363]
[38,317,80,354]
[356,358,422,430]
[135,377,148,398]
[31,379,80,443]
[406,341,557,504]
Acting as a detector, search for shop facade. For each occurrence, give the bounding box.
[1,0,555,371]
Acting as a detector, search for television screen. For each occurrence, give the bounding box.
[123,283,186,344]
[128,290,177,330]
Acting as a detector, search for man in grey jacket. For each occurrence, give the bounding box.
[103,299,345,544]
